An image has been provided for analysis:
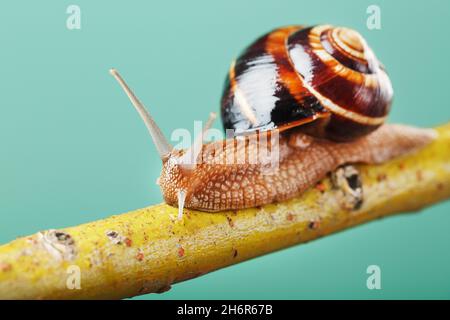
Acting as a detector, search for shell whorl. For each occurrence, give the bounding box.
[221,25,393,141]
[287,25,393,139]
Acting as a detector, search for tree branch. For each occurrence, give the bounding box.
[1,124,449,299]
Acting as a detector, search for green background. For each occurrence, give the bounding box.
[1,0,449,299]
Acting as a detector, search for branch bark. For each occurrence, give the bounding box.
[1,124,449,300]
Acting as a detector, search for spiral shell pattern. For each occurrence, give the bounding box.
[221,25,393,141]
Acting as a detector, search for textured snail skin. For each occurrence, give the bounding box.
[159,125,436,212]
[221,25,393,141]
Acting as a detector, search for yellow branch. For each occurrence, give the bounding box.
[1,124,449,300]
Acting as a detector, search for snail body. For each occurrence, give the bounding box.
[158,125,435,212]
[110,24,436,215]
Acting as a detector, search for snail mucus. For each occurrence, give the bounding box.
[110,25,436,217]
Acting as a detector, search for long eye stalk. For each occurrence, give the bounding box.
[110,68,173,159]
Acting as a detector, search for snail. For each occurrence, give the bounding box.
[110,25,436,217]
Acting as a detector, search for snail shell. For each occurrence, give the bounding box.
[221,25,393,141]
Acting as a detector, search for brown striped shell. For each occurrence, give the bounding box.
[221,25,393,141]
